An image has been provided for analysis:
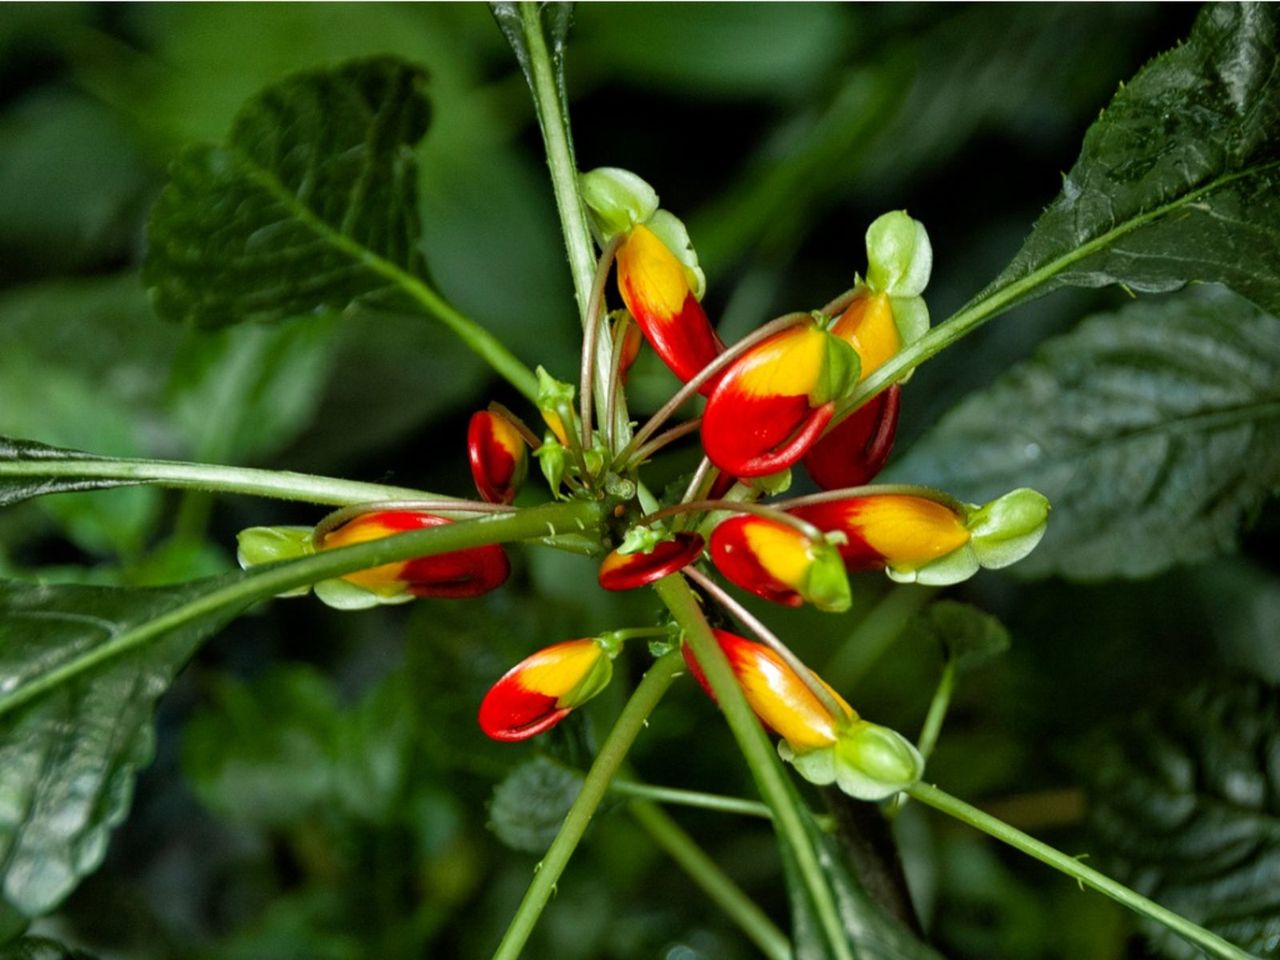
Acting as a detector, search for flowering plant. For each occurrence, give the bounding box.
[0,4,1276,959]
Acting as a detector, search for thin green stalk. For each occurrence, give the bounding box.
[491,650,685,960]
[517,0,621,439]
[655,574,855,960]
[629,798,791,960]
[907,782,1254,960]
[0,500,602,721]
[823,585,934,689]
[0,455,450,507]
[611,780,834,830]
[916,660,955,761]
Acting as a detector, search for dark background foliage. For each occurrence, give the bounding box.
[1,4,1276,959]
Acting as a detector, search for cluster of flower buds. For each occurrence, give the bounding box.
[683,629,923,800]
[234,162,1050,812]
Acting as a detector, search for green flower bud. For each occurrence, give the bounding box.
[580,167,660,242]
[535,439,568,497]
[968,488,1051,569]
[866,211,932,298]
[832,720,924,801]
[236,525,314,597]
[748,469,792,496]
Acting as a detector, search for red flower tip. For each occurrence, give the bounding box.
[598,532,705,591]
[616,224,724,390]
[802,384,901,490]
[468,409,529,504]
[700,322,855,478]
[616,317,645,383]
[478,638,614,742]
[709,514,851,611]
[321,511,510,599]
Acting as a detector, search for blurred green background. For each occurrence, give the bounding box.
[3,4,1275,959]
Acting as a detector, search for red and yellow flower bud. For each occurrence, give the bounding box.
[802,384,901,490]
[709,515,851,612]
[682,629,855,752]
[478,638,615,741]
[791,495,971,578]
[468,410,529,505]
[616,223,724,389]
[320,511,510,599]
[598,532,704,591]
[700,322,859,478]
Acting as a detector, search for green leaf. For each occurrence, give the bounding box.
[0,938,99,960]
[144,57,430,328]
[1081,677,1280,960]
[488,756,583,855]
[910,601,1011,671]
[891,288,1280,580]
[0,576,246,917]
[972,3,1280,315]
[779,789,945,960]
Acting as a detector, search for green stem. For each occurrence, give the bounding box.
[611,780,834,830]
[0,455,450,507]
[629,798,791,960]
[907,782,1254,960]
[916,660,955,761]
[491,650,685,960]
[823,585,933,689]
[517,1,620,436]
[0,500,602,721]
[655,574,855,960]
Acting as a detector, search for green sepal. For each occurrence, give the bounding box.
[779,740,839,786]
[236,525,314,597]
[866,211,932,297]
[968,488,1051,568]
[800,541,853,613]
[888,295,930,348]
[534,439,568,498]
[557,649,614,709]
[617,524,669,556]
[313,576,411,610]
[831,721,924,800]
[646,208,706,301]
[579,167,660,243]
[885,543,980,586]
[748,469,792,496]
[536,365,575,414]
[810,332,861,406]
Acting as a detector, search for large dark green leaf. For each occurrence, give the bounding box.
[1082,677,1280,959]
[891,288,1280,580]
[144,58,430,328]
[973,3,1280,314]
[778,782,943,960]
[0,576,245,917]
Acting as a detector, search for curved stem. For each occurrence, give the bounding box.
[0,454,452,507]
[907,782,1253,960]
[614,312,812,469]
[581,235,623,449]
[681,457,715,505]
[628,799,791,960]
[819,285,860,319]
[310,499,518,546]
[684,567,849,726]
[604,314,634,452]
[642,499,825,542]
[489,401,544,450]
[0,500,604,721]
[654,574,855,960]
[624,418,702,467]
[490,650,685,960]
[612,780,836,831]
